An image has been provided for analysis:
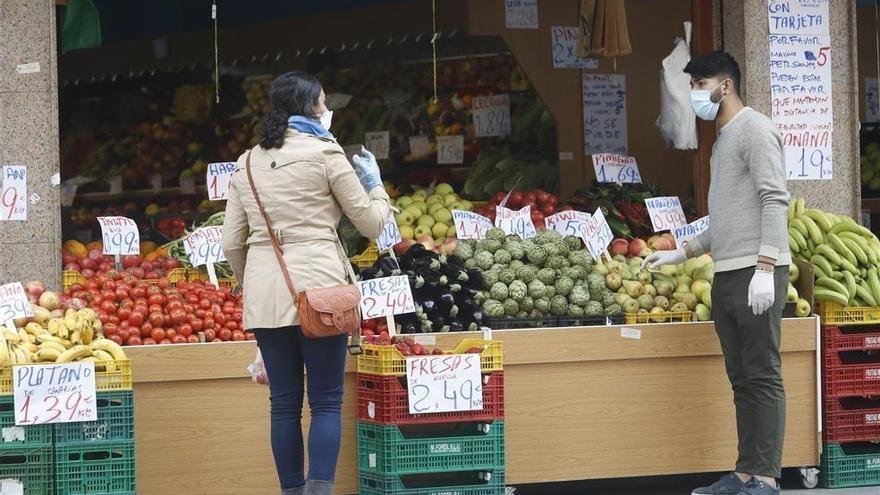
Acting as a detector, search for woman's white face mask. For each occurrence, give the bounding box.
[319,110,333,130]
[690,80,729,121]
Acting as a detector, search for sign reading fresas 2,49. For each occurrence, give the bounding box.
[406,353,484,414]
[357,275,416,320]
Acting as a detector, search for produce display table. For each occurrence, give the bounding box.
[127,318,820,495]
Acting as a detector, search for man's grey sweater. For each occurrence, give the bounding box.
[690,107,791,273]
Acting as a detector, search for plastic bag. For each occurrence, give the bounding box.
[656,22,698,150]
[60,0,101,54]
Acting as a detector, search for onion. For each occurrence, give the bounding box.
[67,298,86,310]
[38,291,60,311]
[24,280,44,298]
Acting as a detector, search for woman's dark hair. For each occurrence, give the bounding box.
[259,71,323,149]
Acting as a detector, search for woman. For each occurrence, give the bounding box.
[221,71,390,495]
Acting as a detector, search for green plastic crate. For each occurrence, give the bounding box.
[54,391,134,445]
[821,442,880,488]
[54,440,135,495]
[0,447,53,494]
[359,469,505,495]
[0,396,52,449]
[358,420,505,475]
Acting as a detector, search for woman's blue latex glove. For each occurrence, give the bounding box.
[351,147,383,192]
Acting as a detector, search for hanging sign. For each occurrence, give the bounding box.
[437,135,464,164]
[583,74,628,155]
[867,78,879,123]
[1,166,27,221]
[357,276,416,320]
[14,362,98,425]
[109,175,123,196]
[767,0,829,35]
[376,215,402,252]
[96,217,140,256]
[179,176,197,195]
[406,354,484,414]
[581,207,613,261]
[184,226,226,267]
[325,93,353,110]
[644,196,687,232]
[207,162,236,200]
[495,205,537,239]
[551,26,599,69]
[452,210,493,240]
[0,283,32,325]
[592,154,641,184]
[673,216,710,248]
[409,136,431,159]
[505,0,539,29]
[544,210,591,239]
[472,95,512,138]
[365,131,391,160]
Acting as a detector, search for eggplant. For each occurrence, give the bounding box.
[359,267,380,280]
[402,321,419,334]
[401,244,432,270]
[466,269,484,290]
[376,255,398,275]
[420,319,433,333]
[449,283,462,293]
[408,274,426,291]
[472,310,486,326]
[431,316,448,332]
[449,320,465,332]
[446,255,465,270]
[429,258,443,272]
[437,293,455,313]
[467,322,480,332]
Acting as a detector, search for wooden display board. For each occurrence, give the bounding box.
[127,319,819,494]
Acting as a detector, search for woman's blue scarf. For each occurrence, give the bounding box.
[288,115,334,139]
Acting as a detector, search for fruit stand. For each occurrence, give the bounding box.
[125,319,819,495]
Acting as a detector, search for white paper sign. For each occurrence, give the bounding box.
[867,78,879,123]
[325,93,353,110]
[592,154,641,184]
[452,210,493,240]
[109,175,123,195]
[770,34,833,180]
[184,226,226,267]
[767,0,829,35]
[673,216,710,248]
[1,166,27,221]
[581,207,613,261]
[473,95,512,138]
[207,162,237,200]
[583,74,628,155]
[180,176,197,195]
[0,479,22,495]
[552,26,599,69]
[377,215,402,251]
[0,283,33,325]
[357,276,416,320]
[437,135,464,164]
[97,217,140,255]
[14,362,98,425]
[365,131,391,160]
[505,0,538,29]
[644,196,687,232]
[544,210,591,239]
[406,354,484,414]
[15,62,40,74]
[409,136,431,159]
[495,205,537,239]
[150,174,162,193]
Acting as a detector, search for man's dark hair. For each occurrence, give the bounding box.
[683,50,742,92]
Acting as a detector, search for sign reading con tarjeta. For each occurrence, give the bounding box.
[14,362,98,425]
[406,353,484,414]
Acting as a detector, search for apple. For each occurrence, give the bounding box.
[610,238,629,256]
[628,238,648,258]
[795,298,812,317]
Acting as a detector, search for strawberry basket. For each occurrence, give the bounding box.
[358,339,502,377]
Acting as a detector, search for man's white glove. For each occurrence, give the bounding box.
[640,247,688,270]
[748,270,775,316]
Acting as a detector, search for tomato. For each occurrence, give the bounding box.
[128,310,145,327]
[218,328,232,341]
[157,278,171,290]
[177,324,193,337]
[199,299,211,310]
[148,294,165,306]
[151,328,166,342]
[101,290,117,302]
[103,323,118,337]
[127,267,146,279]
[148,304,163,315]
[523,191,537,205]
[183,304,195,314]
[126,335,143,346]
[166,301,183,312]
[165,258,180,270]
[195,309,207,319]
[108,315,120,325]
[97,312,110,324]
[541,203,556,216]
[130,286,147,300]
[191,319,204,332]
[211,338,223,343]
[204,318,215,330]
[99,299,117,314]
[103,280,117,291]
[171,335,187,344]
[167,310,184,327]
[109,334,125,346]
[143,338,157,345]
[204,328,216,341]
[116,307,130,322]
[232,330,245,341]
[119,320,130,331]
[115,287,129,301]
[214,313,227,326]
[535,189,549,205]
[186,295,199,305]
[187,335,200,344]
[245,332,256,341]
[149,312,165,328]
[160,338,171,345]
[224,321,238,331]
[166,329,178,340]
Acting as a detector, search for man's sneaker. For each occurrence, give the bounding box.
[737,479,781,495]
[692,473,750,495]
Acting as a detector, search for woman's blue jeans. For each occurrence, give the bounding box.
[252,327,348,489]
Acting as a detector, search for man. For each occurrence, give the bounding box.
[643,51,790,495]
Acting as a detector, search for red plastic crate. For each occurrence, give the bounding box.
[823,325,880,354]
[823,351,880,398]
[358,372,504,425]
[824,396,880,443]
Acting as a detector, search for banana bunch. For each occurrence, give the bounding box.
[788,198,880,307]
[0,309,127,370]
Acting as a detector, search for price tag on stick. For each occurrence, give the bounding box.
[406,354,484,414]
[0,283,33,326]
[473,95,512,138]
[207,162,237,201]
[1,166,27,221]
[96,217,140,256]
[184,227,226,266]
[453,210,493,240]
[14,362,98,425]
[592,154,641,184]
[357,276,416,320]
[544,210,591,239]
[644,196,687,232]
[581,207,613,261]
[409,136,431,159]
[495,205,537,239]
[437,135,464,164]
[364,131,390,160]
[376,215,401,252]
[673,216,710,248]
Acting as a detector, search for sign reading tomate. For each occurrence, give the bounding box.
[96,217,140,256]
[207,162,237,201]
[357,275,416,319]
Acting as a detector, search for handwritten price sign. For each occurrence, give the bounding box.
[495,205,537,239]
[207,162,236,201]
[581,207,613,261]
[437,135,464,164]
[0,283,33,325]
[406,354,484,414]
[473,95,511,138]
[184,226,226,267]
[505,0,538,29]
[644,196,687,232]
[365,131,391,160]
[409,136,431,159]
[592,154,641,184]
[1,166,27,221]
[545,210,591,239]
[377,215,402,252]
[673,216,710,248]
[357,276,416,319]
[97,217,140,256]
[14,362,98,425]
[452,210,493,240]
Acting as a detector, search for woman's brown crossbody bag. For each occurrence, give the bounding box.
[244,151,362,354]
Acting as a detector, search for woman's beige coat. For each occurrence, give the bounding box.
[221,129,391,330]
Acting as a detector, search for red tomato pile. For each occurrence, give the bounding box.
[361,323,484,356]
[472,189,565,227]
[63,249,181,281]
[62,275,247,346]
